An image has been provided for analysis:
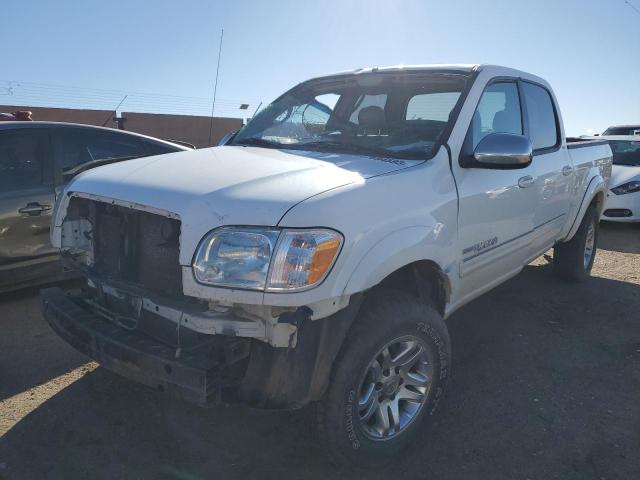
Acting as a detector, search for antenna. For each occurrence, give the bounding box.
[625,0,640,15]
[251,101,263,119]
[208,28,224,146]
[102,95,127,127]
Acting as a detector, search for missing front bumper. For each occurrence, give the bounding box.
[41,287,250,405]
[42,286,363,410]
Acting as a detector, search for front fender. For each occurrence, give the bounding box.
[343,225,451,296]
[562,175,606,242]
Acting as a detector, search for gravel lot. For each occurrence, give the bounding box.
[1,222,639,480]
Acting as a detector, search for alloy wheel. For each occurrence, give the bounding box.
[356,335,433,440]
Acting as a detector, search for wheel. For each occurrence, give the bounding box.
[317,289,451,468]
[554,205,599,282]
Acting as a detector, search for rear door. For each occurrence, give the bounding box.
[453,80,538,298]
[0,128,57,288]
[520,81,572,254]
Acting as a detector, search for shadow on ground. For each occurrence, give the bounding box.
[598,221,640,254]
[1,240,639,479]
[0,283,86,402]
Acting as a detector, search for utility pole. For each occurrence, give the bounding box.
[208,28,224,146]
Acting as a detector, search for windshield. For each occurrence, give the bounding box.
[232,72,469,159]
[609,140,640,166]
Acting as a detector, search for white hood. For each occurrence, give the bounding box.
[59,145,418,263]
[610,164,640,189]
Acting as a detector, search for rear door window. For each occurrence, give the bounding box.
[0,130,45,192]
[521,82,559,151]
[54,128,147,174]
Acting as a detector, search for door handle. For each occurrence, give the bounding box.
[562,165,574,176]
[518,175,535,188]
[19,202,52,216]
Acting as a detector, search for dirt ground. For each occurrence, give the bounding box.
[1,222,639,480]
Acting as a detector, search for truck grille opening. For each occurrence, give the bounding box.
[67,197,182,295]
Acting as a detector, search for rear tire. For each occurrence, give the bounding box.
[317,289,450,468]
[554,205,599,282]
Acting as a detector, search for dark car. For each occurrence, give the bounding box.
[602,125,640,136]
[0,122,188,293]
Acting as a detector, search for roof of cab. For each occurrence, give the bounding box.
[302,64,547,85]
[304,64,480,82]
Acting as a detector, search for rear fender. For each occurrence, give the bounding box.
[562,175,606,242]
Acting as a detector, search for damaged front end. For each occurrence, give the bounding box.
[59,195,300,348]
[45,195,359,408]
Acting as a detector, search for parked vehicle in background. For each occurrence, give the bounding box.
[0,111,33,121]
[43,65,611,467]
[596,136,640,222]
[0,122,188,293]
[602,125,640,136]
[165,139,196,149]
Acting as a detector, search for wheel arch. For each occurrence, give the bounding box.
[342,225,453,316]
[374,260,451,316]
[562,175,607,242]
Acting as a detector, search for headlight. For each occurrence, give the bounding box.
[611,181,640,195]
[192,227,342,291]
[193,227,280,289]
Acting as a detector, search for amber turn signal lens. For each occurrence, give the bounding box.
[308,237,342,285]
[267,229,343,291]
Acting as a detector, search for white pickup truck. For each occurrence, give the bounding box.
[42,64,612,466]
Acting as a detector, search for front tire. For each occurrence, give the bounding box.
[554,205,599,282]
[317,289,450,468]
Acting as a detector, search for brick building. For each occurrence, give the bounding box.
[0,105,243,147]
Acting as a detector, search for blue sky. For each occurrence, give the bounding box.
[1,0,639,135]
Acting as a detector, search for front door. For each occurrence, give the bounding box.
[0,128,57,289]
[453,80,538,302]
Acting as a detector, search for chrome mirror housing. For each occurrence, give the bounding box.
[472,133,533,168]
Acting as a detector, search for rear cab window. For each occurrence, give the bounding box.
[405,92,460,121]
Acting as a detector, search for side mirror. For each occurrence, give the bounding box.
[471,133,532,169]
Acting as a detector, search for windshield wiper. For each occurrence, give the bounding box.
[63,155,142,178]
[233,137,282,149]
